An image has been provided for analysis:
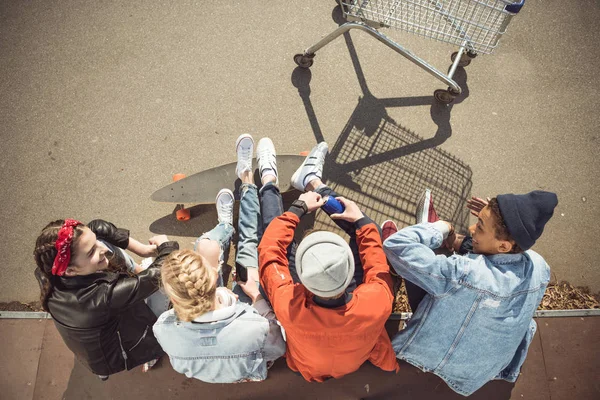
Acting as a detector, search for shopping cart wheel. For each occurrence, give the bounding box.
[434,89,456,104]
[451,52,472,67]
[294,53,314,69]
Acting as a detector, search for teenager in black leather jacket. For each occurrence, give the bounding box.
[33,219,178,378]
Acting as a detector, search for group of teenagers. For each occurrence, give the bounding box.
[33,134,558,397]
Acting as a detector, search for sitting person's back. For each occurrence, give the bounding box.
[383,191,557,396]
[259,183,399,381]
[153,249,285,383]
[270,274,396,380]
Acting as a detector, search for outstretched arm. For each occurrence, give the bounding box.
[108,236,179,310]
[383,221,466,296]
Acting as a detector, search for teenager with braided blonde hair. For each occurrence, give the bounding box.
[160,249,221,321]
[153,134,285,383]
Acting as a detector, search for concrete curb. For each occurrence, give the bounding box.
[1,310,599,319]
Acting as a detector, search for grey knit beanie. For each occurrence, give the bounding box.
[295,231,355,298]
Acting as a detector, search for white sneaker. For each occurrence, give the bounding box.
[216,188,234,226]
[235,134,254,179]
[256,138,278,184]
[290,142,329,191]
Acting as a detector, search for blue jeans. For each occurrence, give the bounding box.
[232,184,262,304]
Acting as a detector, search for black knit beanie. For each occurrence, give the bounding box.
[496,191,558,251]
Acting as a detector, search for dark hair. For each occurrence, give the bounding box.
[488,198,523,254]
[33,220,85,311]
[34,220,131,311]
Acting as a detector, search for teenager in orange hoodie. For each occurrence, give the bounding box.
[258,142,399,382]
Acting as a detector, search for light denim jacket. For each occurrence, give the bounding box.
[383,223,550,396]
[153,300,285,383]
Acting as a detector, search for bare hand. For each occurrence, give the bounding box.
[330,197,364,223]
[138,244,158,257]
[299,191,325,213]
[466,196,490,217]
[444,231,457,251]
[238,277,261,303]
[149,235,169,247]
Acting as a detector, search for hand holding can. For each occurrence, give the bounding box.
[327,197,365,223]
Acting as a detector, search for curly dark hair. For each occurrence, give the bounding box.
[488,198,523,254]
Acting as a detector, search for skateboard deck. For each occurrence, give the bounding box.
[151,155,306,204]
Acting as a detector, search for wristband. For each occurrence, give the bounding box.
[291,199,308,214]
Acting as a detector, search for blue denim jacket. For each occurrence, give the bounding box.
[383,223,550,396]
[153,300,285,383]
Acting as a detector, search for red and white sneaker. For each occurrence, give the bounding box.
[382,220,398,241]
[416,188,440,224]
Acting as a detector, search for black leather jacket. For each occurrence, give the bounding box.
[47,220,179,376]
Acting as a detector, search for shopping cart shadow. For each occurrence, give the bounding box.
[313,96,473,235]
[291,10,472,235]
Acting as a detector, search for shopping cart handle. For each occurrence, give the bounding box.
[505,0,525,14]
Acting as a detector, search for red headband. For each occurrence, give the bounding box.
[52,219,82,276]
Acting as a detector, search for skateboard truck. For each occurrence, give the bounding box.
[172,174,191,221]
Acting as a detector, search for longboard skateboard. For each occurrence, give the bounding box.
[151,154,306,207]
[152,154,309,282]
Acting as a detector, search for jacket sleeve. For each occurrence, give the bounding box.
[368,331,401,373]
[107,241,179,310]
[87,219,130,249]
[383,223,466,296]
[253,299,286,362]
[355,218,394,304]
[258,212,297,312]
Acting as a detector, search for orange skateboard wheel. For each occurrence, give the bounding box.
[176,207,191,221]
[172,173,186,182]
[299,151,309,156]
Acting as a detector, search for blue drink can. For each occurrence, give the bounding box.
[322,196,345,214]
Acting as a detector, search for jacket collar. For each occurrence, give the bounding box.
[485,252,526,265]
[313,291,353,309]
[193,304,238,323]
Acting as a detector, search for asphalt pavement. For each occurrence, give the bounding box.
[0,0,598,303]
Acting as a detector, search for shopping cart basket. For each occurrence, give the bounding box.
[294,0,525,103]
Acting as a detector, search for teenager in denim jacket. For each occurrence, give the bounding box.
[383,191,557,396]
[153,134,285,383]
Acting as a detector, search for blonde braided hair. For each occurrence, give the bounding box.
[160,249,218,322]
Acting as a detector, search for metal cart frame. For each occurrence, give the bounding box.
[294,0,525,103]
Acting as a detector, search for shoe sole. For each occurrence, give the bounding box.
[415,189,439,224]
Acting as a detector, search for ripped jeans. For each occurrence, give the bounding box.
[194,222,235,288]
[191,183,263,304]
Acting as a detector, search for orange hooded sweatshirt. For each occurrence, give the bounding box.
[259,211,399,382]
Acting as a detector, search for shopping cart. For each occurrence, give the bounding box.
[294,0,525,103]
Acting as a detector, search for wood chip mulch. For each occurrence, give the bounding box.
[393,280,600,313]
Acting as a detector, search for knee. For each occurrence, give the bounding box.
[195,239,221,266]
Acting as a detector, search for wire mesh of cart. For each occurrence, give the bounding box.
[294,0,525,103]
